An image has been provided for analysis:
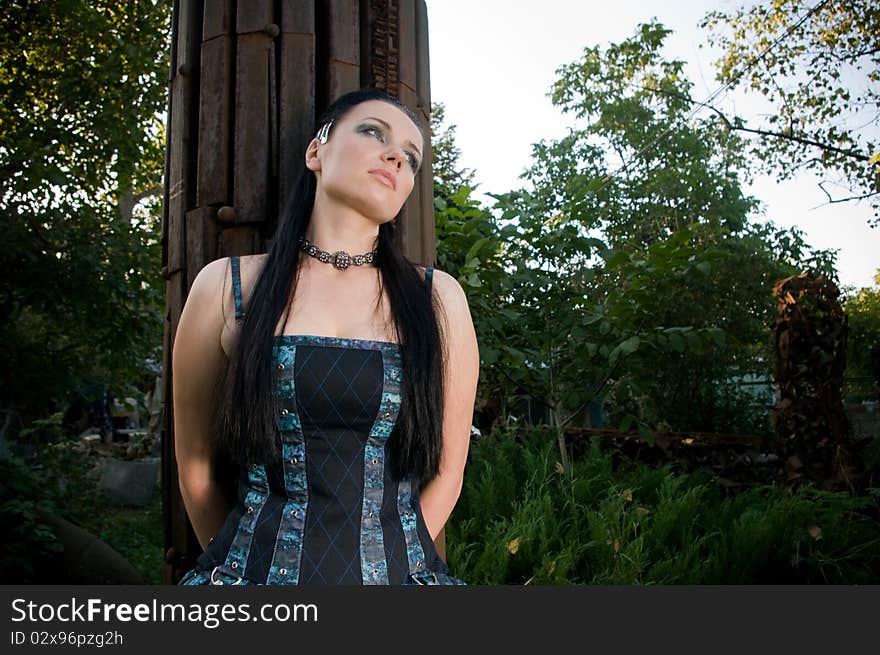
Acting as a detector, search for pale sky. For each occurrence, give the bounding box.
[424,0,878,290]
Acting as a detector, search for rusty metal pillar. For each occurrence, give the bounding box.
[161,0,435,584]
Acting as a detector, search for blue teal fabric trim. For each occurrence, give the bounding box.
[222,464,268,576]
[267,342,307,584]
[406,569,468,585]
[230,256,244,321]
[272,333,400,352]
[360,344,403,584]
[399,477,429,577]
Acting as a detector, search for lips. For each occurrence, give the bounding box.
[368,169,397,191]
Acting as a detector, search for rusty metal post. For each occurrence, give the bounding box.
[162,0,436,584]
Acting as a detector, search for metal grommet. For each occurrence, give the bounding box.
[277,363,285,371]
[371,458,378,465]
[383,411,392,419]
[231,562,238,569]
[210,565,243,585]
[280,408,289,416]
[404,510,410,516]
[247,506,254,514]
[372,568,379,575]
[279,568,287,576]
[368,511,374,518]
[416,560,423,568]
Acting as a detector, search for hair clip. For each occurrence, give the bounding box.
[316,121,332,144]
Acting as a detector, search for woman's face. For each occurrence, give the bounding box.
[307,99,425,223]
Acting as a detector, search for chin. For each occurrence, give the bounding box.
[360,198,406,224]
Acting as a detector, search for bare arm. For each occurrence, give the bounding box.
[419,269,480,540]
[172,257,235,550]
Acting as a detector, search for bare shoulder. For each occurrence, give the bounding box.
[187,257,230,304]
[425,268,479,392]
[426,267,473,327]
[428,267,462,298]
[211,253,267,293]
[174,258,230,364]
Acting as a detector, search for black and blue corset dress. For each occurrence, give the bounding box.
[178,257,465,586]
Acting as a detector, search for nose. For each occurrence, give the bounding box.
[383,146,405,170]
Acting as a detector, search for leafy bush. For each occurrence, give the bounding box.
[447,426,880,584]
[844,275,880,398]
[0,455,64,583]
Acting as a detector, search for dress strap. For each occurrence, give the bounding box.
[425,265,433,295]
[230,256,244,321]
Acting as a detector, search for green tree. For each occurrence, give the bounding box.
[0,1,170,428]
[431,103,514,435]
[431,103,476,204]
[844,271,880,396]
[492,22,759,430]
[702,0,880,224]
[482,22,835,460]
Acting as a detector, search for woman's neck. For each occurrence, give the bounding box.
[306,194,380,257]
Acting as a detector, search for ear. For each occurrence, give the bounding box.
[305,137,322,172]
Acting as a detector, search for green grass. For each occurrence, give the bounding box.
[82,492,164,585]
[446,426,880,584]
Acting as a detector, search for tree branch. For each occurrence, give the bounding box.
[816,182,879,206]
[631,81,872,163]
[118,185,161,223]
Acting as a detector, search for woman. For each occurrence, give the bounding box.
[172,88,479,585]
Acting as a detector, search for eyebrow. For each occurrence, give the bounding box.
[364,116,422,156]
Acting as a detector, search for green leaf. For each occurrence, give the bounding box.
[618,335,640,355]
[465,237,492,264]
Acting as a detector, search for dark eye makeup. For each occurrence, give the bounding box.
[358,123,420,172]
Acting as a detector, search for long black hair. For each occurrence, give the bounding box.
[216,88,445,487]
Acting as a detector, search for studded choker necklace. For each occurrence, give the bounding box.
[298,236,378,271]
